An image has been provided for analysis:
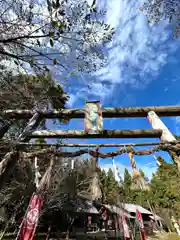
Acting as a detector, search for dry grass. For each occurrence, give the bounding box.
[149,232,180,240]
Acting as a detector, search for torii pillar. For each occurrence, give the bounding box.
[147,111,180,171]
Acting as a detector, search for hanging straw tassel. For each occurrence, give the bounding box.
[34,157,41,189]
[37,157,55,194]
[127,152,149,191]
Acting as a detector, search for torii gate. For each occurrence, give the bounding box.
[0,101,180,190]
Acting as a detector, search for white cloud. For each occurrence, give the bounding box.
[176,117,180,124]
[66,94,78,107]
[86,0,94,7]
[69,0,179,105]
[100,161,157,180]
[98,0,177,83]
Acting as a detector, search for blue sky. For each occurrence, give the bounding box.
[49,0,180,180]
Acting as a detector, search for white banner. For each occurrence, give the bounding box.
[112,158,121,183]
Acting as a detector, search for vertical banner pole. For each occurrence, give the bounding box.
[16,157,54,240]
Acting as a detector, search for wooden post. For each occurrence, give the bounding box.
[84,101,103,133]
[113,214,119,237]
[90,147,102,201]
[27,129,162,139]
[171,216,180,236]
[0,152,20,190]
[147,111,180,171]
[45,226,51,240]
[95,147,100,170]
[0,113,41,190]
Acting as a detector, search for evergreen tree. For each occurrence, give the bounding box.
[98,169,108,203]
[122,168,133,203]
[1,73,68,140]
[149,160,180,217]
[123,168,132,188]
[139,168,149,183]
[99,168,123,204]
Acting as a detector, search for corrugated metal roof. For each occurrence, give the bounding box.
[103,204,135,219]
[149,214,162,221]
[122,203,152,215]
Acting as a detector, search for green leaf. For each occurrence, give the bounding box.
[50,39,54,47]
[49,31,54,38]
[52,21,59,28]
[29,58,34,67]
[53,59,57,65]
[70,71,76,77]
[59,23,65,31]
